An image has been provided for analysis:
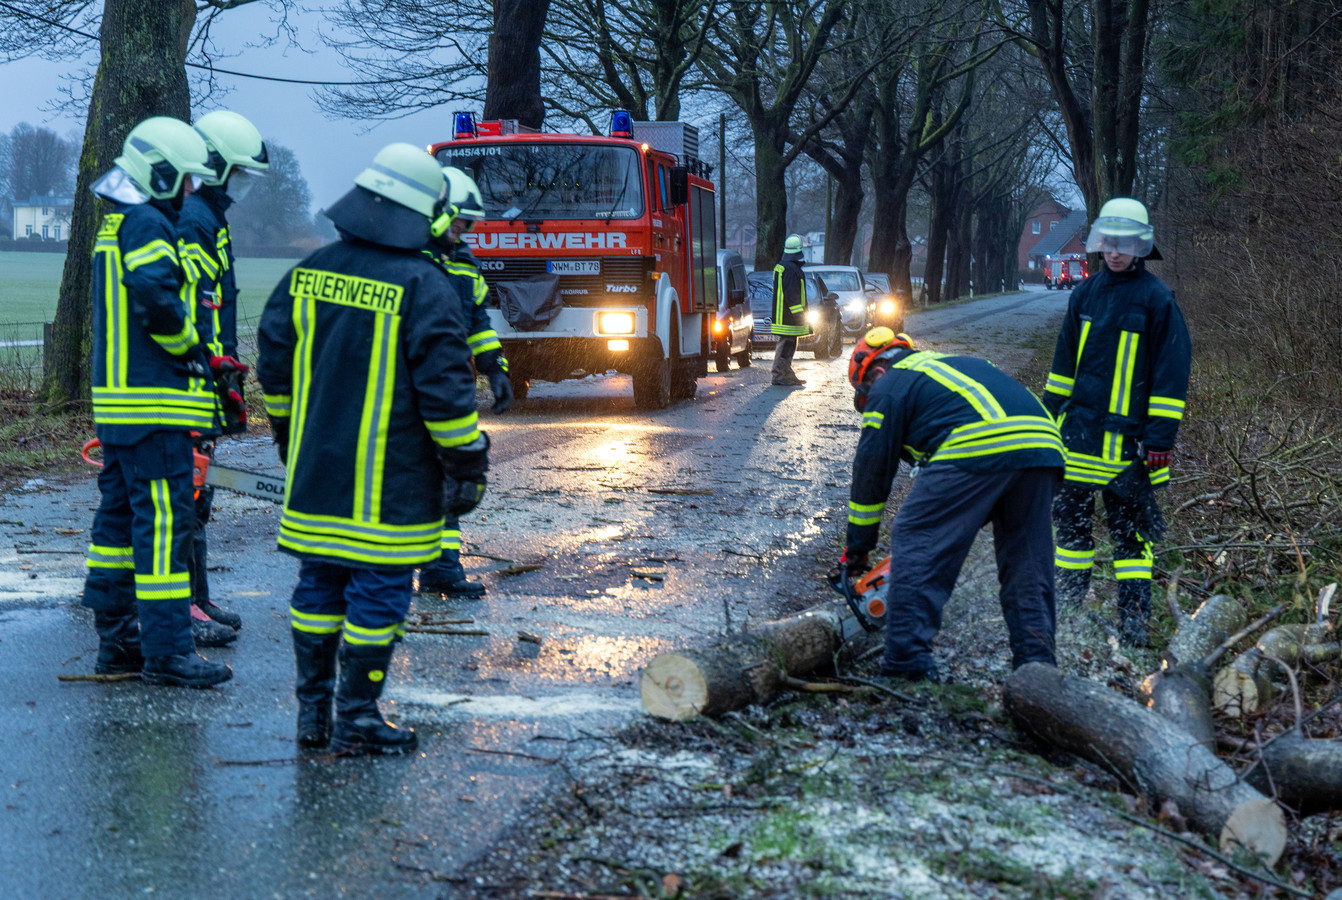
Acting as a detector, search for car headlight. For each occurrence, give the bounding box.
[598,312,635,335]
[878,300,896,315]
[806,310,820,325]
[845,300,864,314]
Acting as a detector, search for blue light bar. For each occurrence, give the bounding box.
[453,111,477,140]
[610,110,633,137]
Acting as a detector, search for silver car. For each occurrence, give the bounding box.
[804,265,868,338]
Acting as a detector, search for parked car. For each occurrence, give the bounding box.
[803,265,868,339]
[746,270,843,360]
[712,249,753,372]
[861,271,906,333]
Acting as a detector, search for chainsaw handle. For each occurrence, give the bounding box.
[81,438,103,468]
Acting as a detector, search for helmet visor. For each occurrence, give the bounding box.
[226,168,263,201]
[1085,217,1154,257]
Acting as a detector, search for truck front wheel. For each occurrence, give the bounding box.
[633,359,670,409]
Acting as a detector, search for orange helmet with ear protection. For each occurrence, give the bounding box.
[848,327,913,411]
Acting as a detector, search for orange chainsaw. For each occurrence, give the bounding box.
[827,555,890,631]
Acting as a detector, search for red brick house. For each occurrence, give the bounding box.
[1018,198,1070,271]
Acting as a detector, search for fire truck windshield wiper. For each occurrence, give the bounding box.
[603,180,628,225]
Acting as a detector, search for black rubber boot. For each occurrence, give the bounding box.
[1055,567,1092,609]
[191,606,238,648]
[93,611,144,675]
[416,562,486,598]
[1118,581,1152,648]
[142,652,233,688]
[331,642,417,756]
[293,630,340,750]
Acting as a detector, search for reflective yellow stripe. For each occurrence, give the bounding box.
[150,478,171,576]
[1075,318,1091,368]
[1148,395,1185,420]
[91,387,217,430]
[354,312,398,523]
[123,239,176,271]
[441,528,461,552]
[1055,546,1094,570]
[1114,546,1153,579]
[290,606,344,634]
[1062,450,1131,486]
[1109,330,1140,417]
[134,571,190,600]
[929,416,1063,463]
[86,544,134,569]
[468,330,502,355]
[893,352,1006,421]
[1045,373,1074,396]
[342,621,399,645]
[149,317,200,355]
[1149,465,1170,486]
[771,263,809,335]
[861,411,884,430]
[264,394,292,418]
[278,509,441,567]
[181,242,220,279]
[288,295,316,491]
[848,500,884,526]
[425,411,481,448]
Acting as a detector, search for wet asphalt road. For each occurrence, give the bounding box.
[0,288,1066,899]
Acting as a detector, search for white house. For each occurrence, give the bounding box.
[11,195,74,241]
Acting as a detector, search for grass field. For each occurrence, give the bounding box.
[0,251,301,346]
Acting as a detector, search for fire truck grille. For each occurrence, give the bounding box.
[480,257,653,308]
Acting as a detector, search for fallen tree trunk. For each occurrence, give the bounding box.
[1006,662,1286,865]
[1138,662,1216,748]
[1215,625,1341,717]
[1166,594,1245,667]
[640,604,866,721]
[1247,733,1342,817]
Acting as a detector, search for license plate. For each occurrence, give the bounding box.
[547,259,600,275]
[754,333,777,343]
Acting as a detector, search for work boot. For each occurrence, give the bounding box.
[1117,581,1152,648]
[1055,567,1092,609]
[293,630,340,750]
[196,598,242,631]
[771,374,805,386]
[93,611,143,675]
[190,603,238,648]
[331,642,417,756]
[141,652,233,688]
[416,563,486,598]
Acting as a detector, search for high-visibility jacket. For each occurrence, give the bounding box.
[846,350,1064,552]
[91,200,216,446]
[256,236,480,569]
[431,244,507,377]
[177,185,239,358]
[1042,261,1191,488]
[771,257,809,336]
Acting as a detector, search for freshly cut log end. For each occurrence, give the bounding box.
[641,653,710,722]
[1213,649,1273,717]
[1221,797,1287,864]
[1006,663,1286,866]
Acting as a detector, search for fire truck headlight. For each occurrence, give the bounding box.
[598,312,635,335]
[806,310,820,325]
[878,300,896,316]
[608,339,630,351]
[712,319,725,334]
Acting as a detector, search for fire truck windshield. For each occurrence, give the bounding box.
[434,143,645,221]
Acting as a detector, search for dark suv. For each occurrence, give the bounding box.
[745,270,843,359]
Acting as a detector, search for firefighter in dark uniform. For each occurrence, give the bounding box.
[1043,197,1191,647]
[177,109,271,645]
[258,143,488,755]
[837,328,1064,681]
[415,166,513,598]
[770,234,809,386]
[81,116,233,688]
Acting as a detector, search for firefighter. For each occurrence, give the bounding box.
[81,116,232,688]
[257,143,488,755]
[415,166,512,597]
[770,234,808,386]
[1043,197,1191,647]
[177,109,271,646]
[836,328,1064,681]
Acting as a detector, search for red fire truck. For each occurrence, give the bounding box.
[429,111,718,409]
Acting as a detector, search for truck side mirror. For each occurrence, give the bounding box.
[669,167,689,206]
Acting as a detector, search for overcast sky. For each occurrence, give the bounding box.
[0,4,458,215]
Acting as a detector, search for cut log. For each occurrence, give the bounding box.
[1006,662,1286,865]
[641,604,865,721]
[1138,662,1215,748]
[1213,649,1274,717]
[1246,733,1342,817]
[1166,594,1245,667]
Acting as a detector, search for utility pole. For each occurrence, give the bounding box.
[718,113,726,251]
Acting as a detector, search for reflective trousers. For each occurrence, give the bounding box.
[289,560,414,648]
[82,431,195,658]
[1053,481,1154,592]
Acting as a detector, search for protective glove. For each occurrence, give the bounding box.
[272,418,290,465]
[826,548,870,591]
[488,369,514,413]
[439,433,490,515]
[209,355,250,376]
[1144,448,1171,470]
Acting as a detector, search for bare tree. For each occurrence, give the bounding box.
[6,124,79,200]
